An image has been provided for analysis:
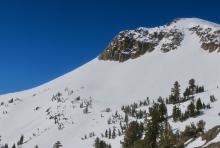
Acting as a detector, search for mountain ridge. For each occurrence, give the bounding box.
[1,18,219,97]
[99,18,220,62]
[0,18,220,148]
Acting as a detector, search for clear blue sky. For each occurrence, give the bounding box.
[0,0,219,94]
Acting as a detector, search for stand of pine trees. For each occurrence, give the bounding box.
[122,101,168,148]
[169,81,181,104]
[94,138,111,148]
[167,79,205,104]
[121,99,206,148]
[0,135,24,148]
[122,121,144,148]
[172,99,210,122]
[183,79,205,98]
[121,98,149,119]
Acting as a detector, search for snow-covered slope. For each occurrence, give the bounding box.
[0,18,220,148]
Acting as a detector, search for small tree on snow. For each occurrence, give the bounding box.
[17,135,24,146]
[53,141,62,148]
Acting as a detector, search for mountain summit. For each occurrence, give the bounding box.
[0,18,220,148]
[99,18,220,62]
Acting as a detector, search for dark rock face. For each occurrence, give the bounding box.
[190,26,220,52]
[160,29,183,53]
[99,27,184,62]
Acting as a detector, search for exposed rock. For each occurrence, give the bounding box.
[99,19,220,62]
[99,27,184,62]
[160,29,183,52]
[190,26,220,52]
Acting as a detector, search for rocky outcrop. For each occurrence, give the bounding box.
[99,27,184,62]
[160,29,183,52]
[190,26,220,52]
[99,18,220,62]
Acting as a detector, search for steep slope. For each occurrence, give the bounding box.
[0,18,220,148]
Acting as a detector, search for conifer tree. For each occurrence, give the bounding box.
[118,129,122,136]
[183,123,197,138]
[124,114,129,125]
[147,97,150,105]
[123,121,143,148]
[144,103,161,148]
[183,87,190,98]
[53,141,62,148]
[94,138,111,148]
[202,102,206,109]
[95,138,100,148]
[172,105,181,122]
[189,79,196,95]
[197,120,206,133]
[108,128,112,139]
[196,98,203,112]
[187,101,196,117]
[112,128,116,139]
[159,100,167,121]
[12,144,16,148]
[105,130,108,138]
[17,135,24,146]
[170,81,181,104]
[4,144,8,148]
[210,95,216,102]
[159,121,176,148]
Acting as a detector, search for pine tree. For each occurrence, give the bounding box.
[170,81,181,104]
[183,87,190,98]
[112,128,116,139]
[124,114,129,125]
[207,103,211,109]
[53,141,62,148]
[83,106,88,114]
[123,121,143,148]
[177,107,181,120]
[118,129,122,136]
[159,100,167,121]
[201,86,205,92]
[196,98,203,112]
[159,121,176,148]
[187,101,196,117]
[166,98,169,104]
[4,144,8,148]
[95,137,100,148]
[121,105,125,111]
[189,79,196,95]
[183,123,197,138]
[105,130,108,138]
[108,128,112,139]
[197,120,206,133]
[210,95,216,102]
[172,105,182,122]
[145,103,161,148]
[94,138,111,148]
[17,135,24,146]
[12,144,16,148]
[80,102,83,108]
[147,97,150,105]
